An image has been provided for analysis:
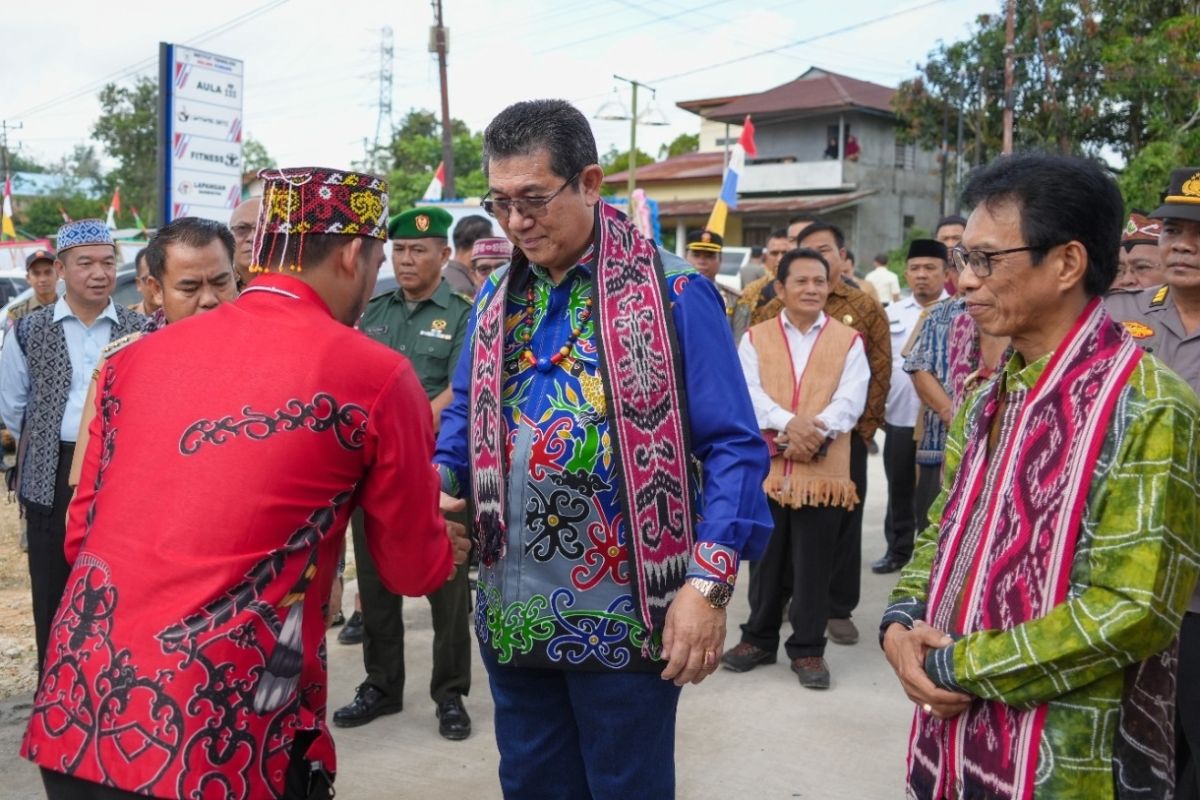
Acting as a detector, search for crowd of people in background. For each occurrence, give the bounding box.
[1,97,1199,800]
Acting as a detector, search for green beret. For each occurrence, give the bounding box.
[389,206,453,240]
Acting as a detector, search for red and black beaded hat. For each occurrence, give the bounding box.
[250,166,389,273]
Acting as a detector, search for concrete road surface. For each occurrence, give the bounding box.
[0,454,916,799]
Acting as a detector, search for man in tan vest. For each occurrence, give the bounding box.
[721,248,869,689]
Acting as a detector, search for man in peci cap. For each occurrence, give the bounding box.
[334,205,475,740]
[686,228,741,322]
[7,249,59,329]
[0,221,145,677]
[1110,211,1165,292]
[469,236,512,293]
[22,169,468,800]
[1103,166,1200,800]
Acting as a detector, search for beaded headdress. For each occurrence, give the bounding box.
[250,167,389,273]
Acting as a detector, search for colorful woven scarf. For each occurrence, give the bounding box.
[469,201,696,654]
[909,299,1142,800]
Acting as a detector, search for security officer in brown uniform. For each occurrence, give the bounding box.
[333,206,475,740]
[7,249,59,329]
[1103,166,1200,800]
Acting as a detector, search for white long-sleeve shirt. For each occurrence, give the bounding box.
[738,310,869,435]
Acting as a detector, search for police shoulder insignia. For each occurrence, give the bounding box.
[1151,285,1169,307]
[1122,320,1155,339]
[102,331,143,357]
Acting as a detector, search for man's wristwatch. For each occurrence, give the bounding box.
[686,577,733,609]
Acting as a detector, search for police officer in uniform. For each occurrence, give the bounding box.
[1103,166,1200,800]
[333,206,475,740]
[685,229,741,323]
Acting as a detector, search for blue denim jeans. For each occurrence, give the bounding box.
[482,649,683,800]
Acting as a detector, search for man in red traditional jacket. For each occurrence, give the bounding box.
[22,166,467,800]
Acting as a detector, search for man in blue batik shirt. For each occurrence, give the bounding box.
[434,99,772,800]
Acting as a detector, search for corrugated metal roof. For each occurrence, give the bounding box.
[655,189,877,218]
[703,68,896,123]
[603,151,725,184]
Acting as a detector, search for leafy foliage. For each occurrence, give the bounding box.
[242,136,276,173]
[383,110,488,210]
[892,1,1200,209]
[92,77,159,225]
[659,133,699,160]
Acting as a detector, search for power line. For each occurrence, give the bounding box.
[9,0,289,121]
[536,0,737,54]
[648,0,956,84]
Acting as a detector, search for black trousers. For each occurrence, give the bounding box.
[27,442,75,676]
[882,424,917,562]
[740,499,845,659]
[350,508,472,705]
[1178,612,1200,800]
[914,463,943,534]
[829,435,867,620]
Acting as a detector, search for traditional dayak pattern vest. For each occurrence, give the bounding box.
[15,303,144,508]
[469,202,696,653]
[909,299,1142,800]
[750,314,860,510]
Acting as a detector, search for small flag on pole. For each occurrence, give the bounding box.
[422,161,446,201]
[131,206,147,234]
[106,187,121,230]
[705,115,757,238]
[1,177,16,240]
[59,204,72,224]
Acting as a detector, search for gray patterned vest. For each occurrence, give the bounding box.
[14,303,144,508]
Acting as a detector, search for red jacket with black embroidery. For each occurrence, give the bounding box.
[22,273,452,798]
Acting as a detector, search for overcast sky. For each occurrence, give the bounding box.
[4,0,999,174]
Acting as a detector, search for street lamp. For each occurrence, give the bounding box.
[594,75,669,201]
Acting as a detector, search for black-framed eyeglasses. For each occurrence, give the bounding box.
[950,245,1044,278]
[481,172,581,219]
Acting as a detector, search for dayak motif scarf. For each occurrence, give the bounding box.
[468,201,696,653]
[909,299,1142,800]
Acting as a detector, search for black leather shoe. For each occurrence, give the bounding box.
[333,684,401,728]
[436,695,472,741]
[871,554,908,574]
[337,611,363,645]
[720,641,777,672]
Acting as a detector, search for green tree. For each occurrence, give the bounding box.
[659,133,699,160]
[600,145,656,176]
[92,77,158,225]
[242,135,276,173]
[1119,127,1200,213]
[18,195,106,239]
[893,1,1200,168]
[383,110,487,210]
[2,149,46,173]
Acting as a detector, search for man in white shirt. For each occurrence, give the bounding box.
[873,240,950,574]
[721,248,869,689]
[865,253,902,306]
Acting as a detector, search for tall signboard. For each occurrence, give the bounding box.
[157,43,244,226]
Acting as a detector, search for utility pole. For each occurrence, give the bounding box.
[955,68,966,209]
[431,0,455,199]
[1002,0,1016,155]
[372,27,394,175]
[938,93,949,216]
[0,120,23,177]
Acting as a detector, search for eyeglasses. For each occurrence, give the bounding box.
[472,262,502,274]
[230,223,256,241]
[950,245,1044,277]
[481,173,580,219]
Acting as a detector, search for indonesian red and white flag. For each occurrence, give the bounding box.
[106,187,121,230]
[422,162,445,201]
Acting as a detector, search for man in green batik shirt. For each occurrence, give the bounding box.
[333,206,476,741]
[881,153,1200,800]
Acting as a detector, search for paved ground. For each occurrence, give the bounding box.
[0,455,916,799]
